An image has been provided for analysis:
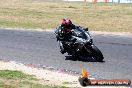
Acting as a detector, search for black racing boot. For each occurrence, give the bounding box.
[60,49,66,54]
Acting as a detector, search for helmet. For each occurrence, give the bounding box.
[61,19,72,32]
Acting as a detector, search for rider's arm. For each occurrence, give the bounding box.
[54,26,61,35]
[55,26,64,41]
[55,26,61,41]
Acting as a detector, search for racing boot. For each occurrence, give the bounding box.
[60,49,66,54]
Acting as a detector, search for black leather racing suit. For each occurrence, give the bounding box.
[55,24,77,54]
[55,24,88,54]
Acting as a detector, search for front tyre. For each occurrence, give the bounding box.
[91,45,104,62]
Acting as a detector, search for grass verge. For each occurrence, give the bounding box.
[0,70,67,88]
[0,0,131,32]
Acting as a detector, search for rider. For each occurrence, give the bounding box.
[55,18,88,54]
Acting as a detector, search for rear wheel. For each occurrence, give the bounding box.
[90,45,104,62]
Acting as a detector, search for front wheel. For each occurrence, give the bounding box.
[90,45,104,62]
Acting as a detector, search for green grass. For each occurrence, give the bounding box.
[0,81,67,88]
[0,0,131,32]
[0,70,67,88]
[0,70,36,80]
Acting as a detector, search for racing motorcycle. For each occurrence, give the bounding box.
[55,27,104,62]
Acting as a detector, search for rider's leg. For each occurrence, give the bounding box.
[59,41,66,54]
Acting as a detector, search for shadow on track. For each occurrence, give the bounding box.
[65,56,105,62]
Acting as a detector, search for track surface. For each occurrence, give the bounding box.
[0,29,132,80]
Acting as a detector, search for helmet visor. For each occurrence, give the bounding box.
[64,24,71,29]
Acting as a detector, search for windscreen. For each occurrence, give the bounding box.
[72,28,87,39]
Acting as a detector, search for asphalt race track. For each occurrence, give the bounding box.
[0,29,132,81]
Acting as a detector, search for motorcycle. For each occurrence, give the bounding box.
[55,27,104,62]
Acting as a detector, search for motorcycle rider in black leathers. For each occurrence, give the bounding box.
[55,19,88,54]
